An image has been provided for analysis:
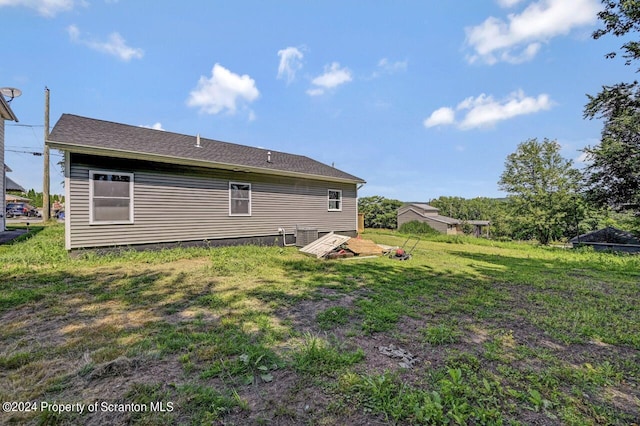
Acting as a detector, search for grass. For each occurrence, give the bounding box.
[0,224,638,424]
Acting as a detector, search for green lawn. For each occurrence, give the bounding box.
[1,224,638,425]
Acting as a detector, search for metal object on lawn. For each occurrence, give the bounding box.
[390,237,419,261]
[295,226,319,247]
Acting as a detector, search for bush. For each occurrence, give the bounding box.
[398,221,440,236]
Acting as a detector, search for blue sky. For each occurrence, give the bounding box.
[0,0,631,201]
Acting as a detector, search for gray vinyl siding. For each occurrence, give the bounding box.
[68,154,357,249]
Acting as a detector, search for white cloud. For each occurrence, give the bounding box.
[424,107,456,128]
[307,62,352,96]
[277,46,304,84]
[0,0,83,17]
[466,0,600,64]
[67,25,144,61]
[459,90,553,129]
[305,88,325,97]
[424,90,553,130]
[140,122,164,131]
[373,58,408,77]
[187,63,260,115]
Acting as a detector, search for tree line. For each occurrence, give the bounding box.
[23,189,64,208]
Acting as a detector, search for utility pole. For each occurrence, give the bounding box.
[43,87,50,221]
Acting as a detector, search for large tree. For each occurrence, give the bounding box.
[499,138,583,244]
[584,0,640,212]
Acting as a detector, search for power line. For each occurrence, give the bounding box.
[6,123,45,128]
[6,149,42,156]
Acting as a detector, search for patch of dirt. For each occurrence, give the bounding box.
[274,287,361,335]
[86,356,142,381]
[219,369,379,426]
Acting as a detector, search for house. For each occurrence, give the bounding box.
[46,114,366,251]
[1,94,19,232]
[397,203,490,236]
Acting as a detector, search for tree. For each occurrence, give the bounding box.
[498,138,583,244]
[584,0,640,213]
[358,196,403,229]
[583,109,640,209]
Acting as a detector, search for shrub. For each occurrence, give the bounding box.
[398,220,440,236]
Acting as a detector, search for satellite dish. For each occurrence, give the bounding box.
[0,87,22,102]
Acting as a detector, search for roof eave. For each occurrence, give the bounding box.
[46,140,366,185]
[0,96,18,122]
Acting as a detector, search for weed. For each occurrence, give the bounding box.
[422,324,462,345]
[176,384,243,423]
[316,306,350,330]
[292,333,364,375]
[201,343,281,385]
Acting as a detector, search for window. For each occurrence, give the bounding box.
[89,171,133,224]
[229,182,251,216]
[328,189,342,211]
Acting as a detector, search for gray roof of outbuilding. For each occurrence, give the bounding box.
[405,203,438,210]
[47,114,365,184]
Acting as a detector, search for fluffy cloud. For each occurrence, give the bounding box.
[0,0,83,17]
[277,47,304,84]
[140,122,164,131]
[187,63,260,115]
[424,90,553,130]
[306,62,352,96]
[466,0,600,64]
[424,107,455,128]
[67,25,143,61]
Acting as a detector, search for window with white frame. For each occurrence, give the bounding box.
[89,171,134,224]
[229,182,251,216]
[328,189,342,211]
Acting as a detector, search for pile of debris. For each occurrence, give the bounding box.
[378,344,419,369]
[299,232,387,259]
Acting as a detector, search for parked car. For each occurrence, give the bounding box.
[5,202,41,218]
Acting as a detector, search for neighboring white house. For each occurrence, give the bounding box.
[1,93,19,232]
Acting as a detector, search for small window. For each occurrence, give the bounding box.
[229,182,251,216]
[89,171,133,224]
[328,189,342,211]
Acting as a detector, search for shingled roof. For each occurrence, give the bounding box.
[47,114,365,184]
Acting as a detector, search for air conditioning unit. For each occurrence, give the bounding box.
[296,226,318,247]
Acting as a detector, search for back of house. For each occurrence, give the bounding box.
[47,114,365,251]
